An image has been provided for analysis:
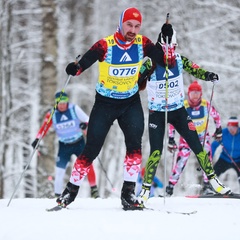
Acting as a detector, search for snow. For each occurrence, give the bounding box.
[1,196,239,240]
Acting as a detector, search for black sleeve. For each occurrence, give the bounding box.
[78,39,106,71]
[143,37,165,67]
[147,45,165,67]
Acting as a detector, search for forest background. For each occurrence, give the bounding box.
[0,0,239,199]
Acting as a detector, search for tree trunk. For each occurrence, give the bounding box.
[37,0,58,197]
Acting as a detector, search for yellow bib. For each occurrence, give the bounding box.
[98,35,143,92]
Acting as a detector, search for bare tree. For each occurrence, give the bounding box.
[36,0,58,197]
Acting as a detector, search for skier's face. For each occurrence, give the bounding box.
[57,102,68,112]
[228,126,238,135]
[122,20,141,42]
[188,91,201,103]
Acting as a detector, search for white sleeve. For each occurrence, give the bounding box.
[74,105,89,123]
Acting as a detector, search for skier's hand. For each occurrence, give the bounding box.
[80,122,88,130]
[66,62,81,76]
[213,126,222,142]
[163,45,176,67]
[161,23,173,44]
[168,137,178,153]
[31,138,39,149]
[206,72,219,83]
[138,57,153,91]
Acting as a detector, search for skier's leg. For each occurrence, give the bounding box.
[118,96,144,209]
[167,138,191,196]
[138,111,165,204]
[174,108,231,194]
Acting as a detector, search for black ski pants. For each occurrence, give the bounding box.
[148,107,203,156]
[79,92,144,163]
[214,158,240,182]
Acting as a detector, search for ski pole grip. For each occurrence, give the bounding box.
[166,13,170,24]
[75,54,81,64]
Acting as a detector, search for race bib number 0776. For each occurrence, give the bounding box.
[109,66,138,77]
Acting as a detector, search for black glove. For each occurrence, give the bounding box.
[205,72,219,82]
[138,57,153,90]
[213,126,222,142]
[168,137,178,153]
[160,23,173,44]
[80,122,88,130]
[31,138,39,149]
[66,62,80,76]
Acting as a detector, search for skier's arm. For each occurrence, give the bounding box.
[31,111,52,148]
[78,39,107,71]
[74,105,89,123]
[209,102,222,141]
[209,102,221,128]
[74,105,89,135]
[66,39,107,76]
[143,36,166,67]
[181,55,218,82]
[211,140,220,158]
[35,111,52,138]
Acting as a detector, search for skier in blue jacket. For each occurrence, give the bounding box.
[212,116,240,185]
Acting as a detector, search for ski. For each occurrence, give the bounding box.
[144,207,197,215]
[45,204,197,215]
[46,205,67,212]
[122,206,143,211]
[186,192,240,199]
[166,210,197,215]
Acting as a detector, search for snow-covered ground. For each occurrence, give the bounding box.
[0,196,239,240]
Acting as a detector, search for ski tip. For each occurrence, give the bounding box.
[185,195,199,198]
[46,205,65,212]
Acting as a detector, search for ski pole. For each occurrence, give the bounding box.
[221,143,240,173]
[202,82,215,148]
[163,12,170,204]
[7,74,72,207]
[97,156,115,191]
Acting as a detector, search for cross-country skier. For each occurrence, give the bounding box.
[56,7,173,210]
[138,23,231,205]
[212,117,240,188]
[166,80,222,196]
[32,92,99,198]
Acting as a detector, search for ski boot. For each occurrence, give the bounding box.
[138,183,151,206]
[166,183,174,196]
[121,181,143,211]
[209,175,231,194]
[56,182,79,207]
[202,182,215,195]
[90,185,99,199]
